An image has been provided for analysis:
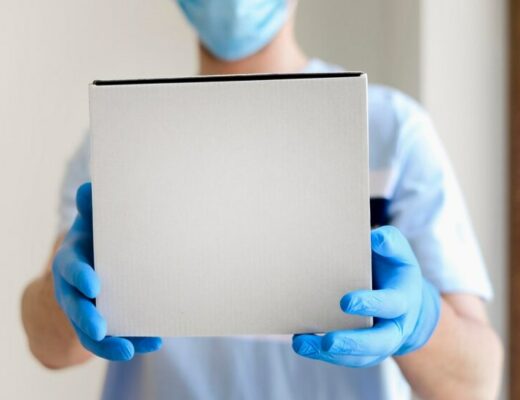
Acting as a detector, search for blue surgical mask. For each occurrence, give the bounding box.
[177,0,289,61]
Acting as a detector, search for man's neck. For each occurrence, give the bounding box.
[198,21,309,76]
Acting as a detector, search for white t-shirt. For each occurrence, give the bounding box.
[57,59,492,399]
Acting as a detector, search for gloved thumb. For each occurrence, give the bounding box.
[76,182,93,223]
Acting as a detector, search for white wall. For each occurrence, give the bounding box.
[1,0,508,399]
[1,1,195,398]
[296,0,420,98]
[420,1,508,397]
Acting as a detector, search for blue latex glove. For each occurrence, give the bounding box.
[52,183,162,361]
[292,226,441,368]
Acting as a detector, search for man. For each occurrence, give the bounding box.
[21,1,503,399]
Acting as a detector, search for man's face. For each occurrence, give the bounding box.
[177,0,289,61]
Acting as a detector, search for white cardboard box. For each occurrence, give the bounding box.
[89,73,372,337]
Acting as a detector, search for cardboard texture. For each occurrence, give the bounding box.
[89,73,372,337]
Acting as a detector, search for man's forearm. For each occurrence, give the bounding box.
[395,295,503,399]
[21,267,92,369]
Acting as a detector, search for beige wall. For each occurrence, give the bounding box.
[1,1,507,398]
[1,1,195,398]
[296,0,420,98]
[420,1,509,397]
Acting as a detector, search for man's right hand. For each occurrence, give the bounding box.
[52,182,162,361]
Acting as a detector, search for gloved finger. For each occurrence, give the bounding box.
[58,278,106,341]
[340,288,407,319]
[53,253,99,299]
[292,334,382,368]
[370,226,422,294]
[127,337,163,353]
[371,226,418,267]
[72,322,134,361]
[292,333,321,356]
[371,226,419,276]
[320,319,402,357]
[61,223,94,266]
[76,182,93,223]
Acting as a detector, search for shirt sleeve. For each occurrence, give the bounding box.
[57,133,91,235]
[388,100,493,301]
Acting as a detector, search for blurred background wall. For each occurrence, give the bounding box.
[1,0,508,398]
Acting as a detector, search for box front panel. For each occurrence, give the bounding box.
[89,75,371,336]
